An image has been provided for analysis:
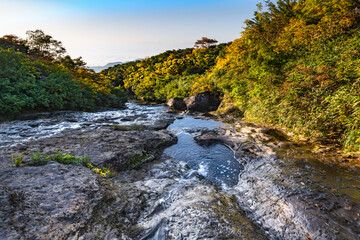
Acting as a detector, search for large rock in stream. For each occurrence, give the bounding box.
[184,91,221,112]
[167,98,187,111]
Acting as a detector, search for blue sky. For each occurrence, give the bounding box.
[0,0,259,65]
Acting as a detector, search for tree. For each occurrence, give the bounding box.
[26,29,66,60]
[194,37,218,48]
[0,34,28,53]
[59,55,87,70]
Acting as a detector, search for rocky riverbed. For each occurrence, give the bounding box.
[0,102,359,239]
[195,123,360,239]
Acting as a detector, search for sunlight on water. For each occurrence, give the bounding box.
[165,117,243,188]
[0,102,167,147]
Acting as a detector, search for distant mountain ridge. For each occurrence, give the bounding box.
[89,62,123,73]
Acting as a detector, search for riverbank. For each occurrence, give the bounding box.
[0,103,359,239]
[193,116,360,239]
[214,101,360,169]
[0,104,267,239]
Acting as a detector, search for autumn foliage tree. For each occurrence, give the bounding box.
[209,0,360,152]
[102,43,228,101]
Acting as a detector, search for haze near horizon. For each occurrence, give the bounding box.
[0,0,258,66]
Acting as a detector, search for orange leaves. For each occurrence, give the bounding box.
[191,76,213,94]
[287,65,335,92]
[300,0,358,38]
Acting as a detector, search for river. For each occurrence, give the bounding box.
[0,102,359,239]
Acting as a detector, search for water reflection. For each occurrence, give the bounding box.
[165,117,242,188]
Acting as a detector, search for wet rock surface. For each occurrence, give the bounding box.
[195,122,360,239]
[112,156,267,240]
[1,103,359,240]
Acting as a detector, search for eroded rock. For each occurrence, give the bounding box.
[0,162,104,239]
[195,123,360,240]
[185,91,221,112]
[167,98,187,111]
[0,126,177,171]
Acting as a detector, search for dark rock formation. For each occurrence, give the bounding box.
[184,91,221,112]
[167,98,187,111]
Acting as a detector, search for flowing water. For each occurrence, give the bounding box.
[134,116,260,239]
[1,102,359,239]
[165,117,242,188]
[0,102,168,147]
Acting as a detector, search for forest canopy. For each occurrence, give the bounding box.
[0,30,127,117]
[102,41,229,102]
[102,0,360,153]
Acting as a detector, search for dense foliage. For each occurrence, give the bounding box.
[103,0,360,153]
[0,31,127,116]
[210,0,360,152]
[102,44,229,101]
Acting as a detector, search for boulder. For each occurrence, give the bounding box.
[184,92,221,112]
[167,98,187,111]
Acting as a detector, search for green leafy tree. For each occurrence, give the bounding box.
[26,29,66,61]
[0,30,127,116]
[59,55,87,70]
[0,35,28,53]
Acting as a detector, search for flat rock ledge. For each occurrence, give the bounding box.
[195,123,360,240]
[0,162,104,239]
[0,126,177,171]
[0,126,178,239]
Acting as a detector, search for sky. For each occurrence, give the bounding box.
[0,0,259,66]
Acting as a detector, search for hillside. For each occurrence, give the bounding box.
[209,0,360,152]
[89,61,123,73]
[102,0,360,153]
[0,31,127,117]
[102,43,229,102]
